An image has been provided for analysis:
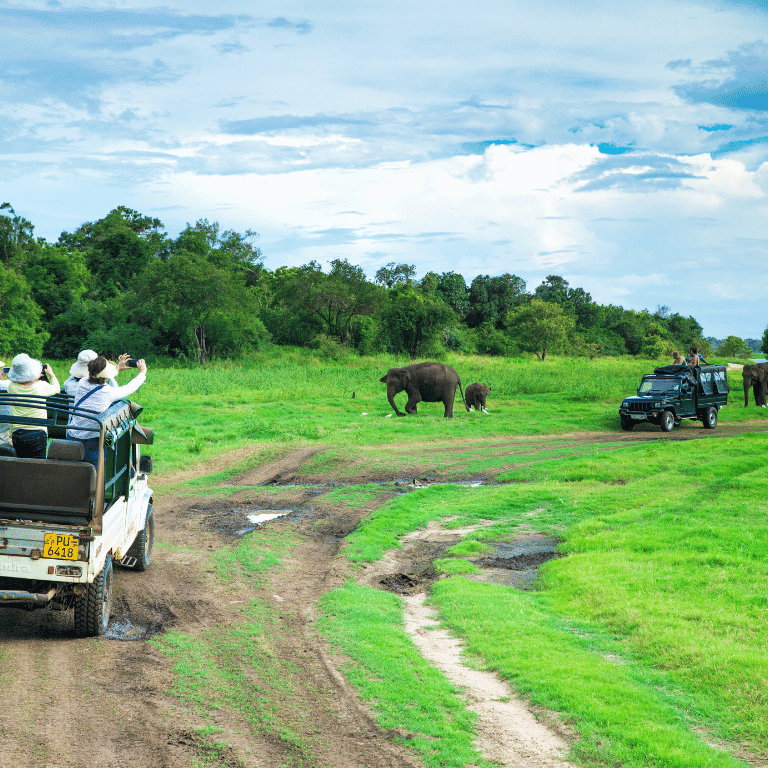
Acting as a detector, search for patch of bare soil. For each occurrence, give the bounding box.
[404,594,577,767]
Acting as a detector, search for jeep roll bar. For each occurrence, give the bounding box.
[0,393,138,535]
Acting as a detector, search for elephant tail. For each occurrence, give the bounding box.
[458,379,469,411]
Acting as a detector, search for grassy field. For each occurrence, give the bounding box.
[139,349,768,767]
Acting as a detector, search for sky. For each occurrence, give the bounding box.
[2,0,768,340]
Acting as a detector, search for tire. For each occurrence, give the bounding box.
[620,416,635,431]
[660,410,675,432]
[703,407,718,430]
[75,557,113,637]
[128,505,155,572]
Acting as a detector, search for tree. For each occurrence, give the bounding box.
[435,272,469,321]
[534,275,597,328]
[504,299,575,360]
[534,275,570,304]
[58,207,168,299]
[467,273,527,328]
[381,284,455,358]
[310,259,380,341]
[0,203,36,265]
[0,266,47,357]
[762,328,768,356]
[19,244,89,322]
[717,335,751,359]
[374,262,415,288]
[666,313,704,350]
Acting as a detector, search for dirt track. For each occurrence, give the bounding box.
[1,423,766,767]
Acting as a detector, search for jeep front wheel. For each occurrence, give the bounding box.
[703,407,718,430]
[620,416,635,431]
[660,410,675,432]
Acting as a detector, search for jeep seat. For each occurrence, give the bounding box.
[0,456,96,527]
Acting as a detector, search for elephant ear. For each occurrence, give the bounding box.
[401,369,411,386]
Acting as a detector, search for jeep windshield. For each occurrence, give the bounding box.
[638,378,679,394]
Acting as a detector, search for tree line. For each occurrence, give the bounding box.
[1,203,762,364]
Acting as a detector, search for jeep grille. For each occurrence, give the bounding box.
[626,401,653,413]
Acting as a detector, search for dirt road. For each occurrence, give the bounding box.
[1,424,765,767]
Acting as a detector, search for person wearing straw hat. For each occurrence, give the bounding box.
[62,349,127,398]
[67,355,147,468]
[7,353,60,458]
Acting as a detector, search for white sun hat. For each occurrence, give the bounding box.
[92,358,119,380]
[70,349,98,379]
[9,353,43,383]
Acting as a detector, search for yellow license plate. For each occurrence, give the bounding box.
[43,534,79,561]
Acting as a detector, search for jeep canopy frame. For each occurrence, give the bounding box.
[0,393,140,535]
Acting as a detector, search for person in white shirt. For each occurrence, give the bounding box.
[67,356,147,468]
[62,349,126,398]
[7,353,60,458]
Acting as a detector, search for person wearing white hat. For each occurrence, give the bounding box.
[67,355,148,468]
[62,349,125,398]
[7,353,60,458]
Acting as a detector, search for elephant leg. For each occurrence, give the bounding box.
[444,385,457,418]
[405,389,421,415]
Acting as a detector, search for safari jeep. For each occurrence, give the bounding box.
[618,364,729,432]
[0,392,154,636]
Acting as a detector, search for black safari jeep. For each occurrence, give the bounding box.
[618,364,729,432]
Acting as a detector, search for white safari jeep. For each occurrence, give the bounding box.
[0,392,155,636]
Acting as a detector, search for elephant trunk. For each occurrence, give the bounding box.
[387,384,405,416]
[744,376,751,407]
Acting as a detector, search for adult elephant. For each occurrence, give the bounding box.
[380,362,466,418]
[742,363,768,407]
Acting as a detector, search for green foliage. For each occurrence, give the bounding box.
[381,283,455,358]
[505,298,575,359]
[466,273,527,328]
[762,327,768,356]
[0,265,47,357]
[0,201,746,366]
[718,335,751,358]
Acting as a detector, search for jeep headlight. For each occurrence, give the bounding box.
[654,402,661,408]
[622,400,629,407]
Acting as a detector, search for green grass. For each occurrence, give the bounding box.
[336,433,768,764]
[77,348,766,479]
[318,582,490,768]
[135,351,768,767]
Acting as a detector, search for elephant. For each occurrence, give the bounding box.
[380,362,466,418]
[465,383,491,414]
[742,363,768,407]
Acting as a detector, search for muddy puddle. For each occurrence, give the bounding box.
[472,534,562,590]
[105,617,159,641]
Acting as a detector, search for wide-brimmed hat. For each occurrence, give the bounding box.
[91,358,119,380]
[9,353,43,383]
[70,349,98,379]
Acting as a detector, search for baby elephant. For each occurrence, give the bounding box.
[465,383,491,414]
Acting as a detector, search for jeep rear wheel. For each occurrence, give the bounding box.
[74,557,112,637]
[620,416,635,431]
[703,407,718,429]
[660,410,675,432]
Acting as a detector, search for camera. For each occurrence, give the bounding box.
[2,367,9,375]
[127,359,139,368]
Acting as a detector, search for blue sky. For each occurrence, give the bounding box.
[2,0,768,339]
